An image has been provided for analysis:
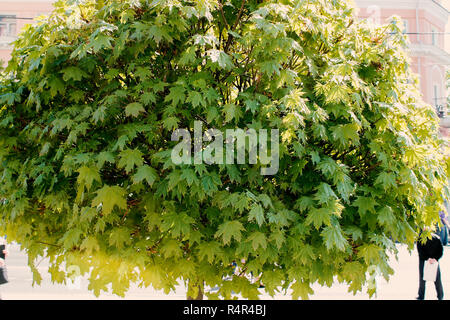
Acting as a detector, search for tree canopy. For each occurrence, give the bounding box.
[0,0,448,299]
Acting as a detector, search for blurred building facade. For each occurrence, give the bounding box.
[0,0,54,65]
[355,0,450,133]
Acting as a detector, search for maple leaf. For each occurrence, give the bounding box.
[132,165,158,186]
[97,151,115,169]
[92,185,127,215]
[321,223,348,251]
[247,232,267,250]
[352,196,378,216]
[81,236,100,254]
[222,103,242,123]
[160,212,194,238]
[197,241,222,263]
[118,148,144,173]
[48,76,65,97]
[89,34,113,53]
[291,280,314,300]
[125,102,146,118]
[148,25,172,44]
[92,105,107,123]
[162,116,179,130]
[314,183,338,205]
[375,171,397,190]
[305,207,332,229]
[377,206,396,226]
[248,204,265,226]
[140,92,156,106]
[164,86,185,107]
[357,244,383,264]
[215,220,245,245]
[344,226,363,241]
[186,91,203,108]
[178,46,197,66]
[61,67,88,82]
[295,196,315,212]
[260,60,281,76]
[109,227,132,249]
[180,168,199,186]
[207,49,234,70]
[331,123,360,147]
[258,194,273,209]
[77,166,101,191]
[60,228,83,249]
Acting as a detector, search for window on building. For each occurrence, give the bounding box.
[390,19,409,34]
[402,20,409,34]
[0,15,16,37]
[434,85,439,107]
[432,27,437,46]
[433,85,445,117]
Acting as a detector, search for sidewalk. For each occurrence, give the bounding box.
[1,242,449,300]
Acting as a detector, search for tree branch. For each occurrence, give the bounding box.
[224,0,246,52]
[218,1,229,30]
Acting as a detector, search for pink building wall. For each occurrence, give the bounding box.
[356,1,450,113]
[0,0,54,65]
[0,48,11,65]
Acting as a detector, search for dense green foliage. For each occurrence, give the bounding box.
[0,0,448,299]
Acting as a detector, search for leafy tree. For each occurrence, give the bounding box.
[0,0,448,299]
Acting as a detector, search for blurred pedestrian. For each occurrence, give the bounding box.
[416,231,444,300]
[0,237,8,300]
[437,210,450,246]
[437,199,450,245]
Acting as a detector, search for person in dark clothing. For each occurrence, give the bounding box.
[0,238,7,300]
[437,205,450,246]
[417,232,444,300]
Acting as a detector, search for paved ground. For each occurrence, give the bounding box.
[1,242,449,300]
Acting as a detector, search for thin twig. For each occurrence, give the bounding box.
[224,0,247,52]
[232,0,246,30]
[36,241,62,248]
[218,1,229,29]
